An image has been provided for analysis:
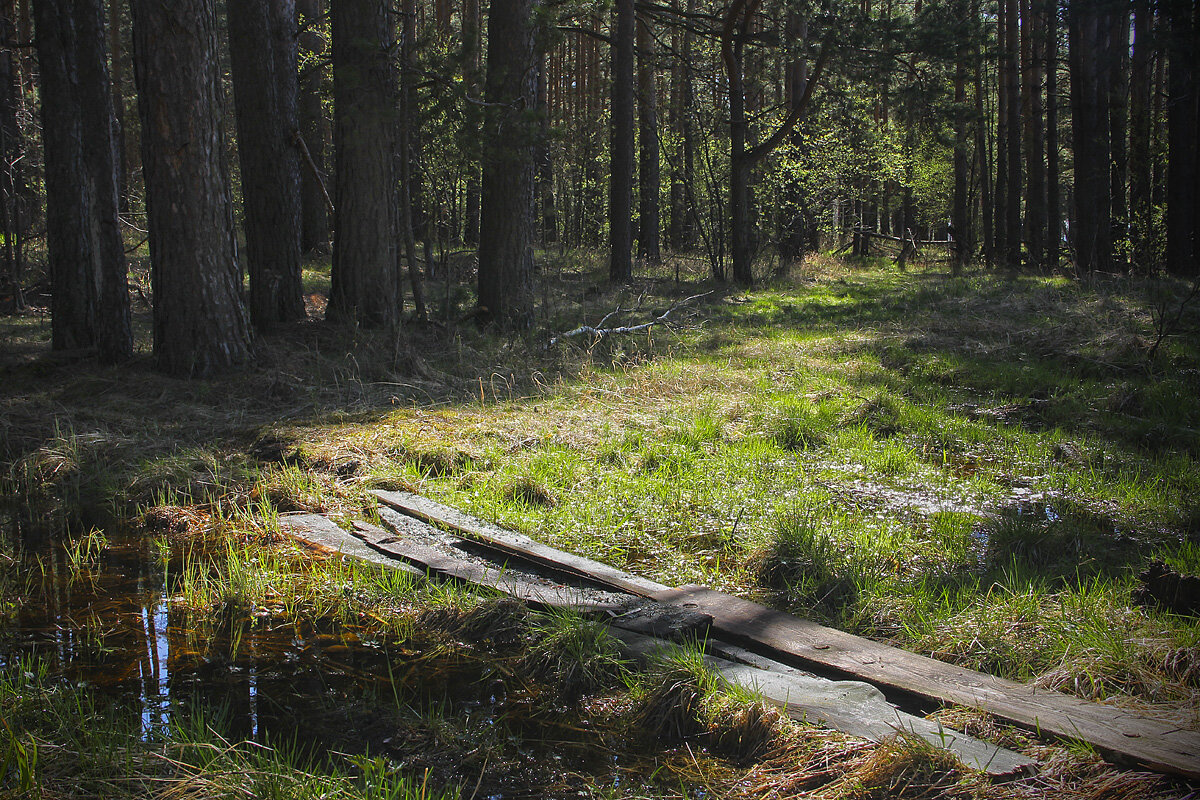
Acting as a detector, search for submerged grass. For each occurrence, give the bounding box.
[3,252,1200,795]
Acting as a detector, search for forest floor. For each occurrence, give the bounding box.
[2,251,1199,799]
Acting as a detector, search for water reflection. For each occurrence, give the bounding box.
[0,529,415,748]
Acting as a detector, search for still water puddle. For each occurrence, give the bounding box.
[1,529,496,746]
[0,527,662,797]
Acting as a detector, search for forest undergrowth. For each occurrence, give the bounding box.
[2,251,1198,799]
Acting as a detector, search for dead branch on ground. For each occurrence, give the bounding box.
[550,291,713,346]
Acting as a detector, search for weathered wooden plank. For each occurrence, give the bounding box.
[658,585,1200,780]
[371,489,670,598]
[278,513,422,576]
[610,629,1035,777]
[361,512,625,612]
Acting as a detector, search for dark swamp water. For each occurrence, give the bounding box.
[0,526,665,798]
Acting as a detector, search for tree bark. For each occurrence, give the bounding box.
[1003,0,1022,269]
[1108,2,1130,269]
[298,0,329,253]
[1046,0,1061,269]
[327,0,400,328]
[609,0,635,283]
[995,7,1009,268]
[953,0,971,272]
[976,7,995,266]
[228,0,305,330]
[1022,0,1046,269]
[667,0,696,253]
[108,0,128,214]
[1129,0,1154,272]
[636,14,660,264]
[1069,0,1114,273]
[0,5,25,310]
[36,0,131,362]
[131,0,250,375]
[1165,0,1198,275]
[477,0,538,325]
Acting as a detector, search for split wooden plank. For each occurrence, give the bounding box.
[658,585,1200,780]
[371,489,670,598]
[613,630,1035,777]
[278,513,422,576]
[364,510,627,612]
[283,511,1032,777]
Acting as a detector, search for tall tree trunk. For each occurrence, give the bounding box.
[1046,0,1061,269]
[35,0,94,351]
[462,0,481,245]
[398,0,426,317]
[995,8,1010,268]
[228,0,305,330]
[0,4,24,309]
[1129,0,1153,273]
[77,0,130,362]
[668,0,696,252]
[1165,0,1198,275]
[327,0,400,328]
[953,0,971,273]
[477,0,538,325]
[1023,0,1046,269]
[976,14,995,266]
[609,0,635,282]
[1108,2,1130,269]
[537,50,557,243]
[1069,0,1114,273]
[298,0,329,253]
[108,0,128,214]
[779,11,818,265]
[725,0,757,285]
[36,0,131,362]
[131,0,250,375]
[636,15,660,264]
[1003,0,1022,268]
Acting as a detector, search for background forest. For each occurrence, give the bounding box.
[1,0,1200,798]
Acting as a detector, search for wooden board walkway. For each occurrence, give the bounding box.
[369,489,1200,781]
[279,509,1034,776]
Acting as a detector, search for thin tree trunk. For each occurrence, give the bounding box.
[399,0,426,318]
[1023,0,1046,269]
[77,0,130,362]
[1069,0,1114,273]
[462,0,481,245]
[1046,0,1061,269]
[131,0,251,375]
[1165,0,1198,275]
[1109,2,1130,269]
[1003,0,1022,269]
[108,0,128,214]
[298,0,329,253]
[327,0,400,327]
[636,15,660,264]
[0,4,24,310]
[953,0,971,273]
[228,0,305,330]
[609,0,635,282]
[995,8,1009,268]
[1129,0,1153,272]
[976,15,995,266]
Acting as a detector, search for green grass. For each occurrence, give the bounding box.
[3,251,1199,797]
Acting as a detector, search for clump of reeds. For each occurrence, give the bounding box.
[627,645,785,761]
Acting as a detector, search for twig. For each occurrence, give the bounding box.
[549,291,713,345]
[289,130,334,216]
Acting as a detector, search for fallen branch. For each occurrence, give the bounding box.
[550,291,713,346]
